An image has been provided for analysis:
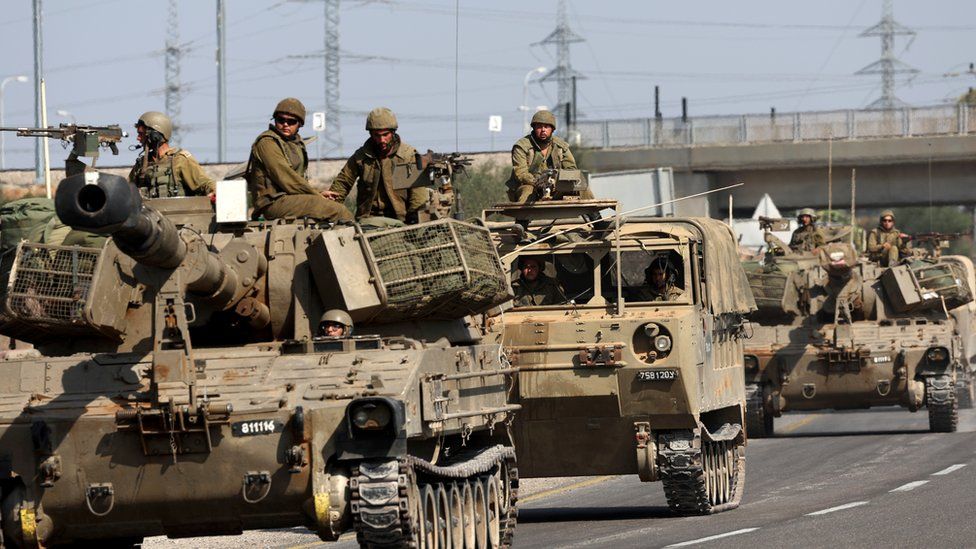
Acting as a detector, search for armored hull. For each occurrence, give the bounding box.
[0,174,518,548]
[487,202,754,515]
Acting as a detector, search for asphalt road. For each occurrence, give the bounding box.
[145,407,976,549]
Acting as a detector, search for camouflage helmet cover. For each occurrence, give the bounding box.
[366,107,398,131]
[319,309,353,334]
[273,97,306,124]
[530,109,557,129]
[880,209,895,221]
[797,208,817,221]
[136,111,173,142]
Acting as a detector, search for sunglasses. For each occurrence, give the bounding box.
[274,116,300,126]
[882,218,894,222]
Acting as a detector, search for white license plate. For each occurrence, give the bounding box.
[636,369,678,381]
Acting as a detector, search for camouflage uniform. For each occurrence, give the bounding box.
[506,134,594,203]
[867,213,909,267]
[329,137,428,222]
[789,224,825,253]
[632,284,683,302]
[246,127,352,222]
[512,274,567,307]
[128,148,215,199]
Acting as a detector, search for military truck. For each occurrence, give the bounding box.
[0,171,518,548]
[485,198,755,515]
[743,227,971,437]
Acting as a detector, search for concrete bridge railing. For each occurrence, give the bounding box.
[576,103,975,149]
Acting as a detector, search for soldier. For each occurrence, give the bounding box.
[246,98,353,222]
[632,257,683,302]
[789,208,825,253]
[512,256,567,307]
[506,110,595,203]
[325,108,427,224]
[128,111,215,199]
[318,309,353,337]
[867,210,909,266]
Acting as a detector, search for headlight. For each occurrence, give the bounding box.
[643,323,661,338]
[654,335,672,353]
[350,402,392,430]
[829,251,845,261]
[926,347,949,365]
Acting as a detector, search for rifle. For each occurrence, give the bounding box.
[0,124,127,175]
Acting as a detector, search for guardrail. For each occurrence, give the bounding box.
[574,103,975,149]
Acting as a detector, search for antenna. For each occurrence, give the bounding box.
[537,0,585,123]
[165,0,183,142]
[856,0,918,109]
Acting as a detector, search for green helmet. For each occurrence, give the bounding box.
[136,111,173,142]
[530,110,557,129]
[797,208,817,221]
[319,309,353,335]
[274,97,306,124]
[366,107,398,131]
[880,209,895,221]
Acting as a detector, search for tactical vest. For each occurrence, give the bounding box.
[353,140,418,220]
[133,149,189,199]
[246,129,308,211]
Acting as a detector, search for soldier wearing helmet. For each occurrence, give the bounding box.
[788,207,825,253]
[867,209,909,266]
[512,256,567,307]
[318,309,353,337]
[246,98,353,222]
[128,111,215,199]
[505,109,594,203]
[632,256,683,302]
[324,107,428,223]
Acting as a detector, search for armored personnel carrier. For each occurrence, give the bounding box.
[0,170,518,548]
[484,195,755,515]
[743,226,971,437]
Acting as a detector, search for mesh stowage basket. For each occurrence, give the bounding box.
[2,242,101,328]
[362,219,510,320]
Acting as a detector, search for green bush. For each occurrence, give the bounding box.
[453,160,509,219]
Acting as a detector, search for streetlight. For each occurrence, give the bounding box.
[520,66,547,133]
[1,75,29,170]
[56,109,76,125]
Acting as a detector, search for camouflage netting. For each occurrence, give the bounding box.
[1,243,101,330]
[363,219,511,321]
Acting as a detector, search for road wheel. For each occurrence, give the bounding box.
[448,483,463,549]
[473,479,488,549]
[660,429,745,515]
[461,481,476,549]
[745,383,774,438]
[422,484,439,549]
[927,375,959,433]
[435,484,450,549]
[485,475,501,548]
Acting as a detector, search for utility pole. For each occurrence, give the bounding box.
[32,0,43,181]
[857,0,918,109]
[537,0,585,125]
[216,0,227,162]
[165,0,183,142]
[289,0,342,157]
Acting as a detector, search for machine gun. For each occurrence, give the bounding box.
[0,124,127,175]
[532,168,588,200]
[409,150,472,221]
[906,231,971,258]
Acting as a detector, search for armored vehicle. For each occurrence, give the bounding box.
[743,229,971,437]
[485,198,755,515]
[0,171,518,548]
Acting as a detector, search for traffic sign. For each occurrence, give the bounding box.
[312,111,326,132]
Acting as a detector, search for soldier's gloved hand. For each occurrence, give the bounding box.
[321,190,341,201]
[882,243,891,250]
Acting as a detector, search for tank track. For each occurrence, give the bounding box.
[350,445,517,548]
[744,383,773,438]
[926,375,958,433]
[659,429,745,515]
[955,369,974,410]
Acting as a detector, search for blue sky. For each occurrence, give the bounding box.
[1,0,973,170]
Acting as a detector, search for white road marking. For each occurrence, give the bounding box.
[663,528,760,548]
[932,464,967,476]
[889,480,929,492]
[805,501,869,516]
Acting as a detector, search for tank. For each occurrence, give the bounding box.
[484,199,755,515]
[743,229,972,437]
[0,172,518,548]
